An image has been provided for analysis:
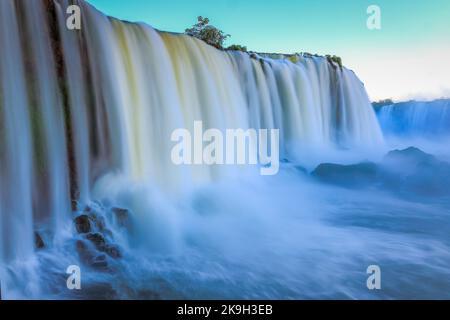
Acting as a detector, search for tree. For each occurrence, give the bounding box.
[185,16,230,49]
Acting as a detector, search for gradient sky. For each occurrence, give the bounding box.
[87,0,450,101]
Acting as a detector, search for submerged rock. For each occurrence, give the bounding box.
[74,214,92,234]
[382,147,450,197]
[34,232,45,249]
[105,244,122,259]
[89,212,107,231]
[310,147,450,197]
[312,162,378,188]
[111,207,132,230]
[73,205,125,267]
[76,240,95,264]
[383,146,436,167]
[91,254,108,270]
[84,232,122,259]
[76,240,110,270]
[86,232,107,251]
[74,208,109,234]
[294,165,308,174]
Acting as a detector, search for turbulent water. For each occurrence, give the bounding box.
[1,0,449,299]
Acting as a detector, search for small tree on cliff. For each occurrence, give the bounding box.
[185,16,230,49]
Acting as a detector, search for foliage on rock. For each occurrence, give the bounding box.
[185,16,230,49]
[226,44,248,52]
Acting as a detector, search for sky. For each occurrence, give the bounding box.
[87,0,450,101]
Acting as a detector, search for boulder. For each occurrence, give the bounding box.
[74,209,108,234]
[74,214,92,234]
[294,165,308,174]
[76,240,95,264]
[84,233,122,258]
[402,159,450,197]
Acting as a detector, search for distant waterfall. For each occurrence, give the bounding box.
[377,99,450,138]
[0,0,382,272]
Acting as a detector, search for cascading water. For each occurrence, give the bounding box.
[377,99,450,138]
[0,0,397,299]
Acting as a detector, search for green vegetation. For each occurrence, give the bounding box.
[326,55,343,68]
[302,52,321,58]
[226,44,247,52]
[287,55,299,63]
[184,17,344,67]
[372,99,394,111]
[185,16,230,49]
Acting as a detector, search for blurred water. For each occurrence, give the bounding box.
[1,0,448,300]
[25,156,450,300]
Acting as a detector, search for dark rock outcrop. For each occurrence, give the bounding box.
[73,205,128,270]
[383,146,436,167]
[312,162,378,188]
[382,147,450,197]
[40,204,130,265]
[311,147,450,197]
[86,232,107,251]
[74,207,109,234]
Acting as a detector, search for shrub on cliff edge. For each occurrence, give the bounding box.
[185,16,230,49]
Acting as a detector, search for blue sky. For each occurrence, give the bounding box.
[87,0,450,101]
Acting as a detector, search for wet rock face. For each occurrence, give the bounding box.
[74,214,92,234]
[86,233,107,251]
[91,254,108,270]
[76,240,94,264]
[73,205,129,270]
[383,146,436,167]
[74,208,108,234]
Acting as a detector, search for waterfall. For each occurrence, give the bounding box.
[0,0,383,297]
[377,99,450,138]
